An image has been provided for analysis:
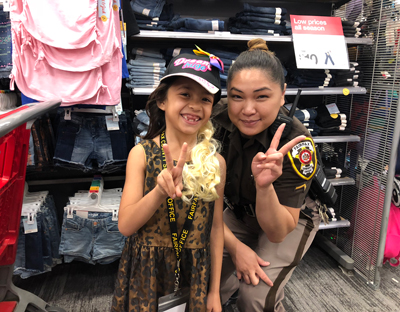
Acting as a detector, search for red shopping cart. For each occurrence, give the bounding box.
[0,100,66,312]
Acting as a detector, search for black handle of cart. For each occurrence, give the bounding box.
[0,99,66,312]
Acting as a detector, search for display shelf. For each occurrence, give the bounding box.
[327,177,355,186]
[319,219,351,230]
[313,135,360,143]
[132,30,373,45]
[131,86,367,96]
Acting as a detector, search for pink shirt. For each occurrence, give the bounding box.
[13,0,98,49]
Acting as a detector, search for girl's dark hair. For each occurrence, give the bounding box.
[143,77,177,140]
[227,38,285,90]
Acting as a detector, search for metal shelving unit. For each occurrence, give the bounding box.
[132,30,373,46]
[328,177,355,186]
[319,219,351,230]
[131,86,367,96]
[313,135,360,143]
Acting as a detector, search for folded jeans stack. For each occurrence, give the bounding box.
[341,18,366,38]
[126,48,166,89]
[287,68,334,88]
[316,104,351,136]
[132,2,175,31]
[228,3,290,36]
[331,62,362,87]
[167,17,224,33]
[294,108,320,136]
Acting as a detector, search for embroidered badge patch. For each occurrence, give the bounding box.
[287,137,317,180]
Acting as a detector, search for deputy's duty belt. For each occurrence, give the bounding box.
[224,196,256,218]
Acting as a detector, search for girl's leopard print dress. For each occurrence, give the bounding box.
[111,139,215,312]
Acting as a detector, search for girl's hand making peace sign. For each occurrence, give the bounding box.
[251,123,306,189]
[156,143,188,199]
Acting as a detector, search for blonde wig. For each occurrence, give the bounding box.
[181,120,221,204]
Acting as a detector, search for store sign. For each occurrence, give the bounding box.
[290,15,349,69]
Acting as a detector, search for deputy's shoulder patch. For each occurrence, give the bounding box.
[287,137,317,180]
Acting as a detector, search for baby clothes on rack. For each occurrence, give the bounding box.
[59,180,126,265]
[14,191,61,279]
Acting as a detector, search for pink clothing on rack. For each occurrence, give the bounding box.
[72,47,123,106]
[16,0,120,72]
[10,21,104,103]
[12,0,98,49]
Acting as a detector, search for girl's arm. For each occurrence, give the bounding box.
[118,145,166,236]
[207,154,226,311]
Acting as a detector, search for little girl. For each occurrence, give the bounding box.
[111,49,226,312]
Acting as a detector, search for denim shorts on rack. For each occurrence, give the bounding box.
[14,213,51,278]
[53,110,132,173]
[59,211,126,264]
[130,0,165,18]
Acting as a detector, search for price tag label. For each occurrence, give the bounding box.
[3,0,10,12]
[106,115,120,131]
[98,0,110,21]
[291,15,349,69]
[23,215,38,234]
[326,103,340,114]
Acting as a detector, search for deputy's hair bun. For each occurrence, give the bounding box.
[247,38,274,55]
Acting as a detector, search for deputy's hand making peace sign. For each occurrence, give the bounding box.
[157,143,188,199]
[251,123,306,189]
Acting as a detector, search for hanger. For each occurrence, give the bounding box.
[64,105,120,122]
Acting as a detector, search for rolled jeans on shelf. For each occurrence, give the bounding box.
[294,109,318,121]
[133,55,165,63]
[168,17,224,31]
[130,0,165,18]
[236,15,286,25]
[235,21,287,32]
[127,79,161,85]
[230,27,283,35]
[127,65,166,74]
[239,11,286,20]
[131,48,164,59]
[243,3,287,15]
[128,59,166,67]
[128,73,163,80]
[126,82,159,88]
[136,24,166,30]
